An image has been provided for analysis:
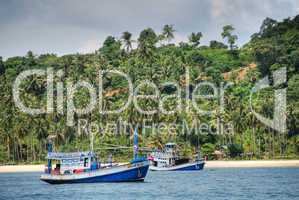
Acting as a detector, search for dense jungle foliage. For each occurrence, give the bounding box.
[0,15,298,164]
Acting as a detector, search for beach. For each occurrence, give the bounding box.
[1,160,299,173]
[205,160,299,168]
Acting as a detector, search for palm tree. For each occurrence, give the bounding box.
[0,73,15,161]
[121,31,133,53]
[137,28,158,59]
[221,25,238,50]
[188,32,203,47]
[161,24,175,44]
[147,134,165,150]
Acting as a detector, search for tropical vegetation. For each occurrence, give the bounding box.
[0,15,298,164]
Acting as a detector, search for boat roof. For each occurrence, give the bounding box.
[165,142,176,146]
[46,151,95,160]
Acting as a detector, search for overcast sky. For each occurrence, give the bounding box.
[0,0,298,59]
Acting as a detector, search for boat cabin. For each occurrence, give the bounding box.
[150,143,181,168]
[45,151,99,175]
[165,143,177,153]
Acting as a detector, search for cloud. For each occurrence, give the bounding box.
[79,39,100,54]
[173,33,188,45]
[0,0,298,59]
[211,0,226,18]
[209,0,299,44]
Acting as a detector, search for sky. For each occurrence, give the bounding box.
[0,0,298,59]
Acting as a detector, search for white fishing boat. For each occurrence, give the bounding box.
[149,143,205,171]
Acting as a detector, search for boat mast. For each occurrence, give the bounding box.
[90,132,94,152]
[47,139,53,174]
[133,127,138,159]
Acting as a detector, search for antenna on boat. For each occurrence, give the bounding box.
[196,133,202,160]
[47,135,55,152]
[46,136,54,174]
[133,126,138,160]
[90,132,94,152]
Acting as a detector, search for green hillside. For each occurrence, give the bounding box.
[0,15,298,164]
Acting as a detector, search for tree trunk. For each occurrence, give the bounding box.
[258,133,261,158]
[27,144,29,162]
[272,131,275,158]
[19,141,23,161]
[7,137,10,161]
[252,125,256,157]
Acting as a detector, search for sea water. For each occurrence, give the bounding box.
[0,168,298,200]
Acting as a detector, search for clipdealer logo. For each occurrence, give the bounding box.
[12,66,287,133]
[12,67,232,128]
[250,67,287,133]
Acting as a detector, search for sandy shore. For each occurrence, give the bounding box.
[0,160,298,173]
[0,165,45,173]
[205,160,299,168]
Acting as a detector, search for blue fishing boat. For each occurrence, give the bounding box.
[149,143,205,171]
[40,129,149,184]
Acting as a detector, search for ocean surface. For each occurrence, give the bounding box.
[0,168,298,200]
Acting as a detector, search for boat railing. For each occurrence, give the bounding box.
[48,161,139,176]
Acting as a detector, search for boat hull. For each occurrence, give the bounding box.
[41,161,149,184]
[149,161,204,171]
